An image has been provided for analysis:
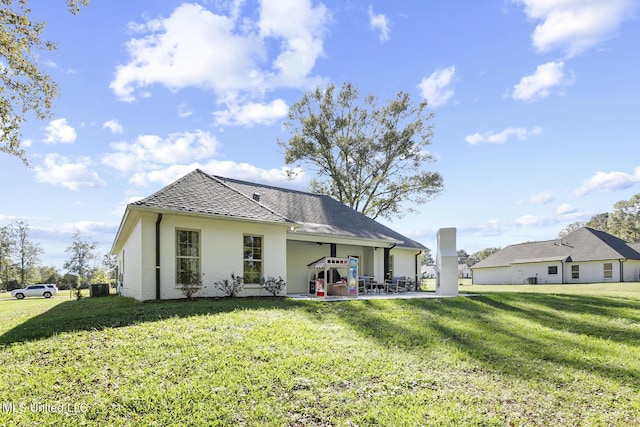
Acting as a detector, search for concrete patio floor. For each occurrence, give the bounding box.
[287,291,470,301]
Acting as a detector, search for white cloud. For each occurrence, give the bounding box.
[33,154,106,190]
[102,130,218,172]
[213,98,288,126]
[465,126,542,145]
[368,5,390,42]
[258,0,330,88]
[43,118,77,144]
[574,167,640,196]
[111,1,329,104]
[462,219,513,237]
[102,119,124,134]
[512,61,574,102]
[515,0,636,57]
[177,103,193,118]
[55,220,116,236]
[515,214,558,227]
[556,203,577,215]
[528,191,554,205]
[129,159,305,188]
[418,66,456,108]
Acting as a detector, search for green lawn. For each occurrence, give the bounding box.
[0,285,638,426]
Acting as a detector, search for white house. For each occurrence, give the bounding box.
[471,227,640,285]
[421,263,471,279]
[111,169,427,300]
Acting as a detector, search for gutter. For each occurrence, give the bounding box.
[156,213,163,300]
[383,243,397,281]
[415,251,422,289]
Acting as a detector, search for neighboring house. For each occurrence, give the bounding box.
[421,264,435,279]
[471,227,640,285]
[421,263,470,279]
[111,169,427,300]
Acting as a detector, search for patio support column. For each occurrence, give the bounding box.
[436,228,458,296]
[384,248,390,281]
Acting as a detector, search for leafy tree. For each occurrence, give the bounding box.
[102,252,117,284]
[558,221,585,238]
[0,0,88,164]
[467,247,501,267]
[457,249,469,265]
[608,194,640,242]
[0,225,14,290]
[422,248,434,266]
[87,267,110,285]
[13,221,42,285]
[63,231,98,294]
[38,265,61,284]
[586,212,609,232]
[280,82,444,220]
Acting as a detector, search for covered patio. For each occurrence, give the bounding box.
[287,291,467,301]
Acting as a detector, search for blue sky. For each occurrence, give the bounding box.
[2,0,639,269]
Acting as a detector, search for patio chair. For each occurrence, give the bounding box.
[358,276,371,294]
[386,276,407,293]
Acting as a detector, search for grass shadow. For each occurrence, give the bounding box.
[0,296,311,347]
[320,294,640,386]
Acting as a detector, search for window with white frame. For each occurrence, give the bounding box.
[603,263,613,279]
[176,229,200,286]
[571,265,579,279]
[243,235,263,284]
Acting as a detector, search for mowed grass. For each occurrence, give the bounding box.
[0,285,638,426]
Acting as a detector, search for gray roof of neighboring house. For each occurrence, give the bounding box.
[471,227,640,269]
[131,169,426,249]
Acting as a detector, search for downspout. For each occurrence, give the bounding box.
[156,213,163,300]
[620,258,626,283]
[384,243,397,281]
[415,251,422,291]
[560,259,565,284]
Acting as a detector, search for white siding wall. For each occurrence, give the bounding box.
[361,247,376,277]
[472,267,512,285]
[474,259,639,285]
[510,262,563,284]
[286,241,332,294]
[139,213,159,301]
[152,214,288,300]
[623,260,640,282]
[565,260,621,284]
[391,248,420,281]
[118,217,143,300]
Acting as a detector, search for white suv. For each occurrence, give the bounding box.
[11,284,59,299]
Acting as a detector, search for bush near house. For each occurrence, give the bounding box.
[0,283,638,426]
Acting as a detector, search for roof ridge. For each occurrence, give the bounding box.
[212,173,327,198]
[197,169,295,224]
[133,169,200,205]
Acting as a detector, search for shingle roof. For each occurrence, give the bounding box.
[131,169,292,224]
[131,169,425,249]
[472,227,640,269]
